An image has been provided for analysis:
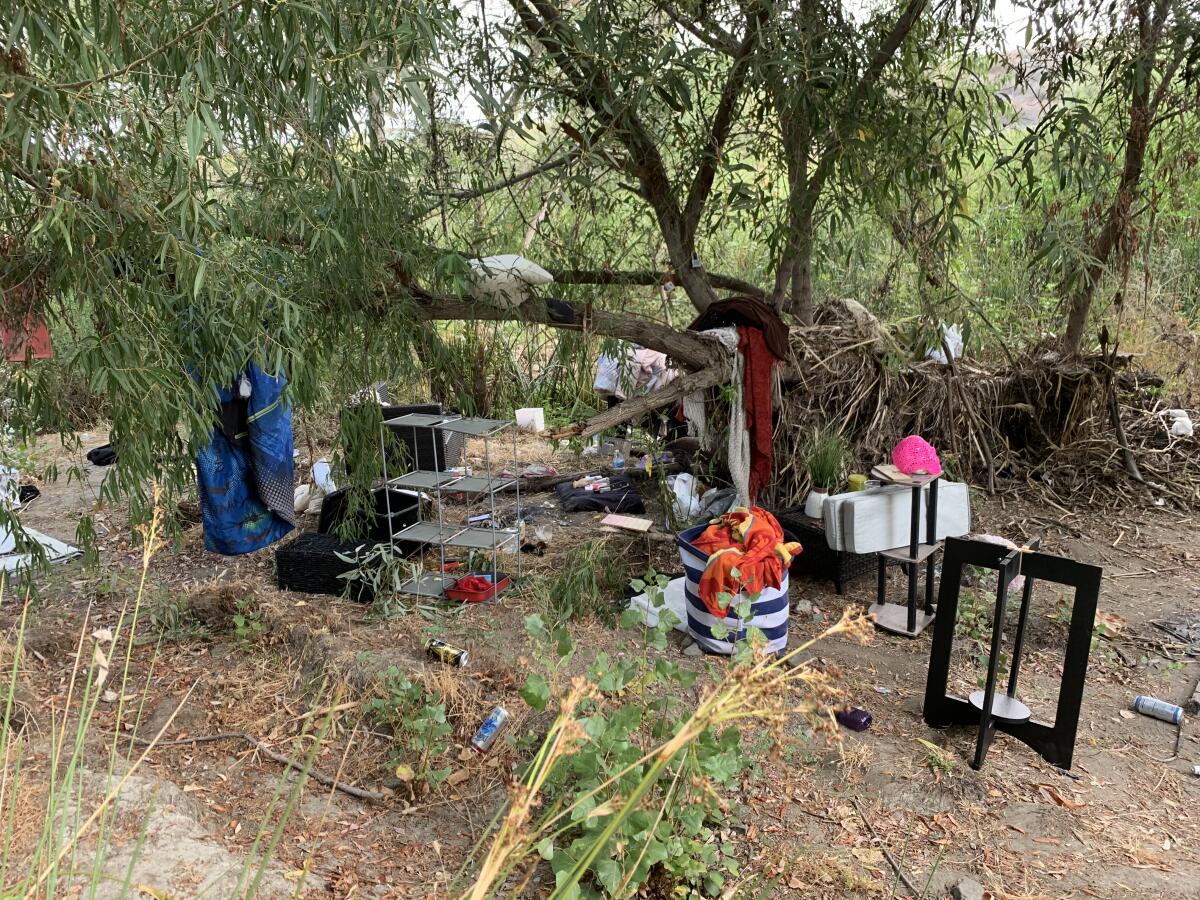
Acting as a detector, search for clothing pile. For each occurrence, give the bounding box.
[689,506,801,618]
[687,296,787,503]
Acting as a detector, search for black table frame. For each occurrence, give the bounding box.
[923,536,1102,770]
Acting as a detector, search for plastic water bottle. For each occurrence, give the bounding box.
[612,447,625,471]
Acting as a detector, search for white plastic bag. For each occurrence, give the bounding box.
[927,322,963,364]
[1164,409,1194,438]
[669,473,702,519]
[467,254,554,307]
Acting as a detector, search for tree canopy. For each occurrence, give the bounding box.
[1,0,1198,531]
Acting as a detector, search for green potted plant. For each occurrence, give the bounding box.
[802,425,847,518]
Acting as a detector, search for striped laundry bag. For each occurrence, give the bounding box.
[677,524,789,655]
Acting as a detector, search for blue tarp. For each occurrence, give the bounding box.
[196,363,295,555]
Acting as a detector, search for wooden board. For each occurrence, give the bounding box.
[600,513,653,533]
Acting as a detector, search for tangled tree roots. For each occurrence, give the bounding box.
[768,306,1199,510]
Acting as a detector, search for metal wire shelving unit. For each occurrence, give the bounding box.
[379,412,521,598]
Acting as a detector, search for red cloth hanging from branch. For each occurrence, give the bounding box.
[737,325,775,500]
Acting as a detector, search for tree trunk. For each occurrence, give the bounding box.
[790,213,815,325]
[1060,0,1161,357]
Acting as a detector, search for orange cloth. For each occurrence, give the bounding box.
[690,506,801,617]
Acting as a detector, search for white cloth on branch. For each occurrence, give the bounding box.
[467,254,553,307]
[702,327,751,507]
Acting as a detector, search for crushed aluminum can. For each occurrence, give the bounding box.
[471,706,510,753]
[425,638,469,668]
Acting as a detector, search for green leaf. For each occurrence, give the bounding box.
[537,836,555,861]
[519,673,550,711]
[193,257,207,299]
[198,102,223,155]
[594,858,622,895]
[185,110,204,167]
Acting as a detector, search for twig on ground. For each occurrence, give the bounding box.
[128,731,388,802]
[852,799,922,898]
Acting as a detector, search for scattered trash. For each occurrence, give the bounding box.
[0,466,19,510]
[1133,695,1184,725]
[86,444,117,466]
[1192,765,1200,777]
[926,321,963,365]
[699,486,738,518]
[312,458,336,495]
[1163,408,1194,438]
[600,513,652,533]
[471,706,511,752]
[17,485,39,505]
[627,577,690,633]
[1132,695,1183,760]
[425,639,469,667]
[502,463,556,478]
[0,526,82,572]
[670,473,702,519]
[949,877,985,900]
[835,707,872,732]
[874,686,892,695]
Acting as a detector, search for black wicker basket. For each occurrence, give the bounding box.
[775,508,876,595]
[275,533,377,602]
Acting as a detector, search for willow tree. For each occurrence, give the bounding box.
[1,1,461,526]
[459,0,996,324]
[1011,0,1199,356]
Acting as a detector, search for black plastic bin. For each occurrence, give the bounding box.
[318,486,422,554]
[774,507,876,595]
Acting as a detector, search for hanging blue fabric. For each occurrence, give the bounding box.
[196,363,295,555]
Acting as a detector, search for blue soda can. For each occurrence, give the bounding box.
[1133,695,1184,725]
[471,706,511,753]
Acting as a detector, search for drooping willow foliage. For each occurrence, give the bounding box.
[1,1,463,527]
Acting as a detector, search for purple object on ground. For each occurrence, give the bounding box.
[835,707,872,732]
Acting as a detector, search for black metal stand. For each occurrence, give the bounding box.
[923,536,1102,770]
[869,475,940,637]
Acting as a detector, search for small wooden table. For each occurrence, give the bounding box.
[868,472,941,637]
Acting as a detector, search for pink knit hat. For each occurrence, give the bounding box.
[892,435,942,477]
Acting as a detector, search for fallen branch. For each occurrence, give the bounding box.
[547,267,765,300]
[549,366,726,440]
[406,289,723,372]
[129,731,388,803]
[852,799,921,897]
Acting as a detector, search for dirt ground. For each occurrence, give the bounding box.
[5,429,1200,899]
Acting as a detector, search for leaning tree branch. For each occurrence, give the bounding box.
[807,0,929,199]
[401,287,725,372]
[681,3,768,234]
[650,0,740,53]
[508,0,720,311]
[546,266,765,299]
[550,365,727,440]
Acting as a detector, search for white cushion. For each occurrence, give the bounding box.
[824,482,971,553]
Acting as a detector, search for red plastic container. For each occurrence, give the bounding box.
[446,573,510,603]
